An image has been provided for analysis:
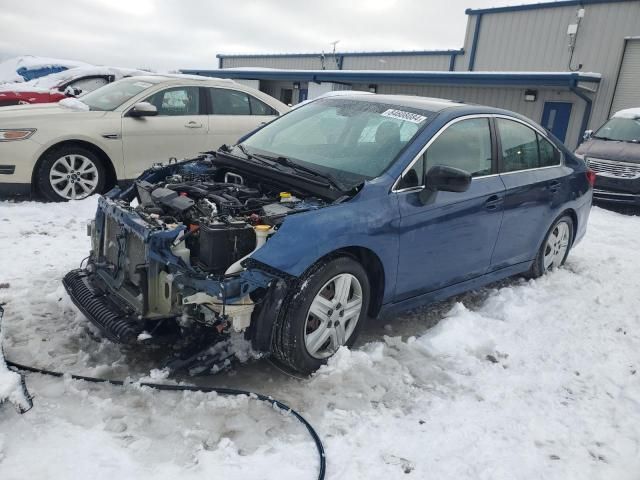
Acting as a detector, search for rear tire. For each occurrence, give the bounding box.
[271,256,370,375]
[35,146,106,201]
[527,215,574,278]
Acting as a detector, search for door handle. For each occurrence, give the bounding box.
[484,194,503,210]
[185,121,203,128]
[548,180,561,194]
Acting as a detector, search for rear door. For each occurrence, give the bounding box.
[490,117,565,269]
[121,85,208,178]
[206,87,279,150]
[394,116,505,301]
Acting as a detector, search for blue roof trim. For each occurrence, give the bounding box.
[181,69,602,87]
[216,49,464,59]
[465,0,633,15]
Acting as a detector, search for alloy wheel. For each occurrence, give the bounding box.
[304,273,363,359]
[543,220,570,271]
[49,154,100,200]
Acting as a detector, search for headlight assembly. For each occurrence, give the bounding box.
[0,129,36,141]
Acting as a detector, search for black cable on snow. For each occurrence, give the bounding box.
[5,359,326,480]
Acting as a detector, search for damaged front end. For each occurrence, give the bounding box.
[63,154,329,360]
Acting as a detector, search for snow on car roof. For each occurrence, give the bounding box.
[0,55,90,83]
[613,108,640,119]
[0,66,151,93]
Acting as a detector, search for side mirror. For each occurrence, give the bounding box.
[419,165,471,204]
[583,129,593,141]
[128,102,158,118]
[63,86,83,97]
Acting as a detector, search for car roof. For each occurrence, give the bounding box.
[613,108,640,119]
[319,93,466,113]
[129,74,237,87]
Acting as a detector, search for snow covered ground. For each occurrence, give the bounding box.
[0,197,639,479]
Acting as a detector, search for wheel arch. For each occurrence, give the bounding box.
[312,246,386,319]
[31,140,118,193]
[557,208,578,244]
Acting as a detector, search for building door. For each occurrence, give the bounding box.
[611,38,640,115]
[298,89,308,103]
[280,88,293,105]
[541,102,572,143]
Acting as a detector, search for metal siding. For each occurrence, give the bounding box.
[375,84,585,147]
[465,2,640,129]
[342,55,451,70]
[611,39,640,114]
[471,7,577,71]
[221,56,330,70]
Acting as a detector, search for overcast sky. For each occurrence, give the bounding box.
[0,0,523,71]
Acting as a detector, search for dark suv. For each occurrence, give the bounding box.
[576,108,640,205]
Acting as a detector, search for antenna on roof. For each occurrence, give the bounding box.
[330,40,340,69]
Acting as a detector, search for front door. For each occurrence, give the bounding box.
[121,86,208,179]
[395,117,505,301]
[541,102,572,143]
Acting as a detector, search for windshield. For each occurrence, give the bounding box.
[79,77,159,111]
[594,117,640,143]
[241,98,433,185]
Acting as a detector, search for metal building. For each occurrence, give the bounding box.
[183,0,640,148]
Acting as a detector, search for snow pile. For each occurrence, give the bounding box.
[0,307,30,412]
[613,108,640,119]
[0,199,640,479]
[0,56,89,83]
[0,342,23,407]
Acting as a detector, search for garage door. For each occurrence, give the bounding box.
[611,39,640,114]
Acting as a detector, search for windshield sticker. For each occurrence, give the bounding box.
[381,109,427,124]
[133,81,153,88]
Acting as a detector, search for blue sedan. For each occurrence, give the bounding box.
[64,94,594,374]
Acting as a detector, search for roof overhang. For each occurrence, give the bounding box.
[180,68,602,88]
[465,0,633,15]
[215,50,464,59]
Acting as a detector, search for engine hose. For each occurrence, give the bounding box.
[5,359,326,480]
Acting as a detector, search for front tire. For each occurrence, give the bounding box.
[271,256,370,375]
[35,146,106,201]
[527,215,574,278]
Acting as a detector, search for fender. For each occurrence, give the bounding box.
[250,175,401,304]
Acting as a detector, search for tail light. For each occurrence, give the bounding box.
[586,169,596,187]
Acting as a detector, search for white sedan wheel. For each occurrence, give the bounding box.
[49,154,100,200]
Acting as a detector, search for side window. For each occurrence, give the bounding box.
[145,87,200,116]
[210,88,250,115]
[249,96,277,116]
[497,119,540,172]
[425,118,492,177]
[64,76,109,95]
[397,118,492,189]
[538,134,561,167]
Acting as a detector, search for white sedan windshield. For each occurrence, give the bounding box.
[80,78,158,111]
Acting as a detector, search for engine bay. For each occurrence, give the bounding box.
[126,158,328,276]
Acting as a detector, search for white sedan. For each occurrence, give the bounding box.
[0,75,288,200]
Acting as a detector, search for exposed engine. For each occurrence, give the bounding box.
[129,165,326,276]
